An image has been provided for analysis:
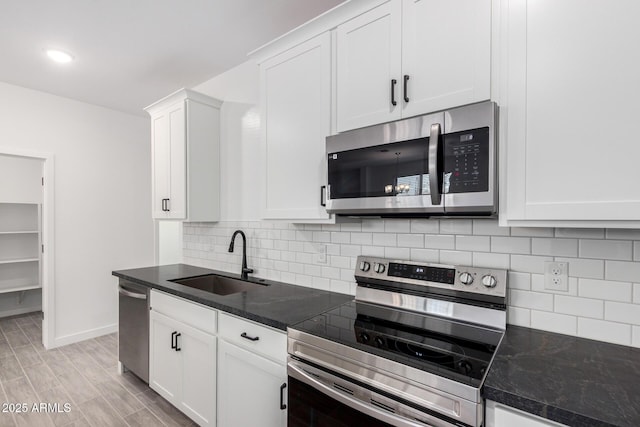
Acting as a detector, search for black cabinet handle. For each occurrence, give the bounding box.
[165,198,170,212]
[280,383,287,410]
[171,331,177,349]
[161,198,170,212]
[320,185,326,207]
[241,332,260,342]
[403,75,410,103]
[391,79,397,106]
[175,333,181,351]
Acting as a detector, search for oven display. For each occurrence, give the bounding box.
[388,263,455,284]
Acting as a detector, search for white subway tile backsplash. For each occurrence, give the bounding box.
[186,219,640,348]
[605,260,640,282]
[578,318,631,346]
[531,311,577,335]
[491,237,530,255]
[511,227,554,237]
[439,219,472,235]
[605,229,640,240]
[510,254,553,274]
[473,252,510,269]
[397,233,424,248]
[532,238,578,257]
[554,295,603,319]
[508,306,531,327]
[508,272,531,290]
[473,219,510,236]
[410,219,440,234]
[456,235,490,252]
[372,233,397,247]
[580,240,632,261]
[509,290,554,311]
[578,279,632,302]
[604,302,640,325]
[384,220,411,233]
[439,250,472,266]
[424,234,455,250]
[555,228,605,239]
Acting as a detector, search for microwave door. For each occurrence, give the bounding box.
[442,102,497,214]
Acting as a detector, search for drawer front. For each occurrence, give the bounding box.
[150,289,217,335]
[218,312,286,363]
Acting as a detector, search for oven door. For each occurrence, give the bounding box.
[288,359,466,427]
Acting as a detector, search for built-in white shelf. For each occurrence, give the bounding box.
[0,231,39,235]
[0,258,39,265]
[0,284,41,294]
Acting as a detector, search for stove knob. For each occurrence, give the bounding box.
[374,337,385,348]
[359,332,370,343]
[359,261,371,272]
[459,272,474,285]
[457,360,473,375]
[373,263,386,274]
[482,275,497,288]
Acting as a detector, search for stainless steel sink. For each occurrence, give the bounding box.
[169,274,268,296]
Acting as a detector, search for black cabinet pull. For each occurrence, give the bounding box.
[280,383,287,410]
[241,332,260,342]
[320,185,326,207]
[403,75,410,103]
[175,333,181,351]
[165,198,170,212]
[161,198,170,212]
[391,79,397,106]
[171,331,177,349]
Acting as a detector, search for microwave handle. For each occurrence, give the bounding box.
[428,123,442,205]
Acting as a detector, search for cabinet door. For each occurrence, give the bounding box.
[260,32,332,220]
[402,0,490,118]
[178,322,216,426]
[501,0,640,225]
[218,340,287,427]
[488,403,566,427]
[167,102,187,219]
[151,113,170,219]
[149,311,181,402]
[336,1,402,132]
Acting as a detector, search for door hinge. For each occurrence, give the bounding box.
[41,244,44,253]
[41,177,44,186]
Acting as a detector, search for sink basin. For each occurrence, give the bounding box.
[169,274,268,296]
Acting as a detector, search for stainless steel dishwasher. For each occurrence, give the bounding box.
[118,280,149,383]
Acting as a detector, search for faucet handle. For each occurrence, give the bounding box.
[243,267,254,275]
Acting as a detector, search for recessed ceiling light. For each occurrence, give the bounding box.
[45,49,74,64]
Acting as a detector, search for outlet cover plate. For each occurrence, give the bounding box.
[544,261,568,291]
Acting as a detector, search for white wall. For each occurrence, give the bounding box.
[0,81,154,346]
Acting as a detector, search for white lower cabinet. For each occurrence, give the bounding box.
[217,312,287,427]
[149,290,217,426]
[485,401,567,427]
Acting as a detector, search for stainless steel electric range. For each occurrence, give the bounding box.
[287,256,507,427]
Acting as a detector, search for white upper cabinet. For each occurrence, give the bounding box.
[145,89,221,221]
[498,0,640,227]
[259,32,332,221]
[336,0,491,132]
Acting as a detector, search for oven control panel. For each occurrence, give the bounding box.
[355,256,507,298]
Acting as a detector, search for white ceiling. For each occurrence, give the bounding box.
[0,0,344,116]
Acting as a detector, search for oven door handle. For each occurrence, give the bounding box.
[288,362,434,427]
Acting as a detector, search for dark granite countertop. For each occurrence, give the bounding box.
[112,264,353,331]
[484,325,640,427]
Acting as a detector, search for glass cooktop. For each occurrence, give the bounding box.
[290,300,504,388]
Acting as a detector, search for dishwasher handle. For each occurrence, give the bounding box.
[118,285,147,300]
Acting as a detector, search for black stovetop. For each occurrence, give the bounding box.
[290,300,504,388]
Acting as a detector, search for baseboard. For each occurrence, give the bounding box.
[52,323,117,348]
[0,305,42,318]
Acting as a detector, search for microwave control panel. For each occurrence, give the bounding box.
[444,127,490,194]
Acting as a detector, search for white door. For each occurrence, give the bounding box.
[178,322,216,426]
[149,311,180,402]
[217,340,287,427]
[502,0,640,223]
[336,1,402,132]
[401,0,491,118]
[151,112,170,218]
[167,102,186,219]
[260,32,332,220]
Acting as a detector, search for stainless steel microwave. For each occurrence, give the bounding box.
[325,101,497,217]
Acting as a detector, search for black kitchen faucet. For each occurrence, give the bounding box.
[228,230,254,280]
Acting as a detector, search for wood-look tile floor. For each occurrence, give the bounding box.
[0,313,198,427]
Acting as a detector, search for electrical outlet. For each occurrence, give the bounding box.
[544,261,568,291]
[315,244,327,264]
